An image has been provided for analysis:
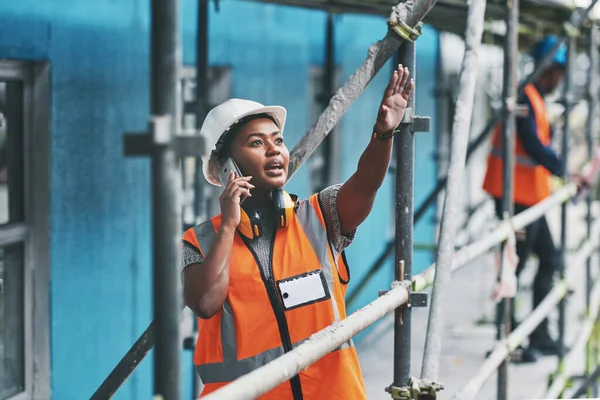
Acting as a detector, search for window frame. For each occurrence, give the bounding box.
[0,60,51,400]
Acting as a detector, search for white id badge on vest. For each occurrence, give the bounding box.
[276,269,331,310]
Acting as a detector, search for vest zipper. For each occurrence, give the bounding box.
[240,232,304,400]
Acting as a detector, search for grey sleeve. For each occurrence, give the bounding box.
[318,184,356,255]
[181,241,204,271]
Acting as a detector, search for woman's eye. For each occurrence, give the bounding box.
[275,137,284,144]
[251,140,262,146]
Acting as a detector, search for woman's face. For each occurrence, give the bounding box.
[229,117,289,191]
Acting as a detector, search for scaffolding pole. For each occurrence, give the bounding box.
[559,36,576,373]
[545,274,600,398]
[150,0,182,398]
[321,13,339,188]
[286,0,439,179]
[585,22,598,398]
[194,0,209,220]
[496,0,519,398]
[202,281,411,400]
[571,365,600,398]
[451,221,600,400]
[346,1,600,308]
[360,183,578,350]
[90,0,442,396]
[392,31,416,397]
[420,0,487,382]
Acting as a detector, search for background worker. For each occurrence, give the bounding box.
[482,35,587,362]
[180,64,414,398]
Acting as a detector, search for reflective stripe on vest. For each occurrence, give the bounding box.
[192,220,216,258]
[193,200,351,384]
[489,146,538,167]
[196,300,289,383]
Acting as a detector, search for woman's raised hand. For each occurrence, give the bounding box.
[374,64,415,136]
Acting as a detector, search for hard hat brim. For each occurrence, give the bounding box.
[202,105,287,187]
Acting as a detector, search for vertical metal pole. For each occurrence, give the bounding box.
[393,38,416,392]
[497,0,518,398]
[559,35,575,370]
[191,1,209,395]
[420,0,487,381]
[321,14,338,187]
[151,0,182,398]
[194,0,209,220]
[586,23,598,398]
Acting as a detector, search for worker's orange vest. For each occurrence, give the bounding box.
[182,193,367,399]
[482,84,552,206]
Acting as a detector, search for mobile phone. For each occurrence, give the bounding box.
[218,157,253,208]
[218,157,243,187]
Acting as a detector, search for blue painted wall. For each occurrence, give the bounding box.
[0,0,438,398]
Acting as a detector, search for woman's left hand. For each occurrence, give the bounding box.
[374,64,414,136]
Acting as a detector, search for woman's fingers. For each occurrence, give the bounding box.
[402,79,415,99]
[222,177,254,200]
[230,187,252,202]
[385,70,399,97]
[396,66,409,93]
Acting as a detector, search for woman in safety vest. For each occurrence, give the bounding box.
[180,64,414,399]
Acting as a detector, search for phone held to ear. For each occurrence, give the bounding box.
[218,157,243,186]
[218,157,262,238]
[218,157,250,202]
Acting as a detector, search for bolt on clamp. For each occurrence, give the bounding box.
[386,378,444,399]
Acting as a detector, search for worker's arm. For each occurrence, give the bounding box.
[182,173,254,319]
[182,225,236,319]
[337,64,414,235]
[517,98,564,177]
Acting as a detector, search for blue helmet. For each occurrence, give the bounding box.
[530,35,567,67]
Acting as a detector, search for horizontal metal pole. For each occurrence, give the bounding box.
[201,282,411,400]
[203,184,581,399]
[124,133,205,157]
[544,272,600,398]
[450,220,600,400]
[451,281,569,400]
[0,223,28,246]
[414,183,578,292]
[360,183,579,348]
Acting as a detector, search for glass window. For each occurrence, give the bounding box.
[0,81,25,225]
[0,242,25,400]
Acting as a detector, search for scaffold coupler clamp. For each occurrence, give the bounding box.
[386,378,444,399]
[564,13,582,37]
[388,19,423,43]
[400,107,431,133]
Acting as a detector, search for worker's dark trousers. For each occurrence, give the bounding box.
[494,199,562,341]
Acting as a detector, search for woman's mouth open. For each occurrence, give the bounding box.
[264,162,285,177]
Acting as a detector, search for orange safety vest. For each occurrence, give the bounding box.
[482,84,552,206]
[182,193,367,399]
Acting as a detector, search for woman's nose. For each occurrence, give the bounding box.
[266,143,280,156]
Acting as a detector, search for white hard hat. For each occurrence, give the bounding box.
[200,98,287,186]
